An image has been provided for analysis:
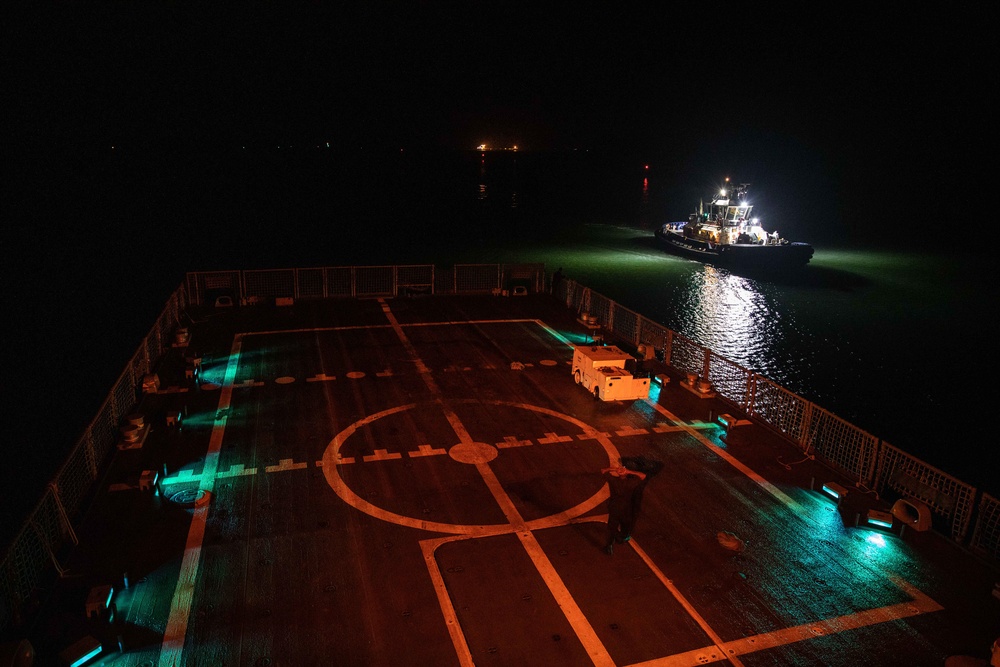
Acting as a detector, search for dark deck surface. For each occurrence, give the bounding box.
[19,294,1000,666]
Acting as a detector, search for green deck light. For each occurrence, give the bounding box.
[863,509,894,530]
[59,636,102,667]
[717,413,735,442]
[71,645,102,667]
[864,533,888,549]
[820,482,848,504]
[854,507,896,532]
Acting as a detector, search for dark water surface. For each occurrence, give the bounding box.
[2,148,991,545]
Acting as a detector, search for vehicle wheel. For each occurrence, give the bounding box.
[574,370,582,385]
[594,388,600,401]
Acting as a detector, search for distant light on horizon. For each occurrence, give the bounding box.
[477,143,519,151]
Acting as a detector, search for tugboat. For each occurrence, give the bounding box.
[655,179,813,270]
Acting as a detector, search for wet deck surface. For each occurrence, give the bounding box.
[20,294,1000,666]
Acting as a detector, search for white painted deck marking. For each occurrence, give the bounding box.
[264,458,307,472]
[644,398,804,514]
[161,469,200,485]
[718,581,942,658]
[362,448,403,462]
[159,334,243,667]
[651,422,686,433]
[624,577,941,666]
[324,400,615,533]
[216,463,257,478]
[420,537,476,667]
[496,435,532,448]
[377,300,616,667]
[630,539,745,667]
[242,317,541,339]
[410,444,447,457]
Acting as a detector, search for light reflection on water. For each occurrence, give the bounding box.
[673,266,779,372]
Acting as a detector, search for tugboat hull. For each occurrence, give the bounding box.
[655,227,814,270]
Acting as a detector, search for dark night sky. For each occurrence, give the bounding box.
[7,4,993,241]
[9,5,990,156]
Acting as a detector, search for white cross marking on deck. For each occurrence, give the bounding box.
[537,431,573,444]
[377,299,618,667]
[363,448,403,462]
[496,435,532,448]
[216,463,257,478]
[410,444,448,457]
[615,426,649,436]
[264,458,307,472]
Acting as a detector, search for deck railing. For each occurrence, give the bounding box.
[557,277,997,561]
[0,285,187,632]
[183,263,546,305]
[1,264,996,634]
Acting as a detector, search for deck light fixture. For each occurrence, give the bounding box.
[85,583,115,620]
[60,636,102,667]
[140,469,160,495]
[859,508,895,531]
[816,481,848,506]
[717,413,735,442]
